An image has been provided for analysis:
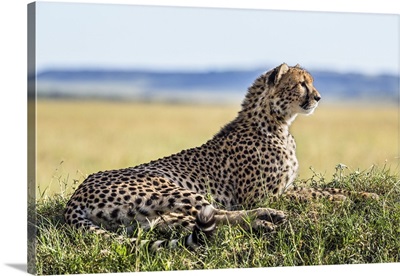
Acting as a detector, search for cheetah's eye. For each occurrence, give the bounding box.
[300,81,308,91]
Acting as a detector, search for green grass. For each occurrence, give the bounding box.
[33,165,400,275]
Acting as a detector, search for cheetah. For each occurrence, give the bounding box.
[65,63,378,250]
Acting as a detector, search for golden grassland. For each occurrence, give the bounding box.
[35,100,399,197]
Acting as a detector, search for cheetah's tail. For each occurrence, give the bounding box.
[185,204,217,248]
[148,205,217,251]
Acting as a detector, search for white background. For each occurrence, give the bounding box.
[0,1,399,275]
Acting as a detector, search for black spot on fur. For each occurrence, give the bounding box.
[145,199,153,206]
[168,198,176,207]
[110,208,120,218]
[135,198,142,205]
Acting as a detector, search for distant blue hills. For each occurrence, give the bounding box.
[35,68,399,104]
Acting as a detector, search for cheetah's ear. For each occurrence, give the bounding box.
[267,63,289,86]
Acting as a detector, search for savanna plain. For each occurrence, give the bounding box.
[33,100,399,274]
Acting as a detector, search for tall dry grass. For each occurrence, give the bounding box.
[36,100,398,196]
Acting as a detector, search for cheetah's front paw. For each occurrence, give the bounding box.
[359,192,379,200]
[252,208,286,225]
[251,220,280,232]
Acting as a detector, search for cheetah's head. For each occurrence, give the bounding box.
[243,63,321,124]
[252,63,321,124]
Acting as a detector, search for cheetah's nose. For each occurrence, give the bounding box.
[314,95,321,102]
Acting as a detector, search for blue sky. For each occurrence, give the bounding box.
[35,2,399,75]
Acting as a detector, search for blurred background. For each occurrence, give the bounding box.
[32,2,399,196]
